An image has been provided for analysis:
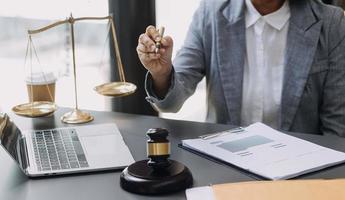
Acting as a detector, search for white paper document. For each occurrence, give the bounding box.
[186,186,215,200]
[182,122,345,180]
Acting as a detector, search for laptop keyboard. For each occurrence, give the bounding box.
[31,128,89,171]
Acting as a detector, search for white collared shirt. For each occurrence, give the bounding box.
[241,0,290,129]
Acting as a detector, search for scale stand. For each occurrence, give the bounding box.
[59,15,93,124]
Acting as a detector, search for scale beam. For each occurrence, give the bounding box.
[28,16,112,35]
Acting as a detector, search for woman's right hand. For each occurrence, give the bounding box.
[137,25,174,97]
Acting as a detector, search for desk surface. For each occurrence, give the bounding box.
[1,108,345,200]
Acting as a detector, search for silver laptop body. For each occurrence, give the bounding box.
[0,113,134,177]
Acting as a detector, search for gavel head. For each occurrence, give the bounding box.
[146,128,171,170]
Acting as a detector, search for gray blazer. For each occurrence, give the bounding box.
[145,0,345,136]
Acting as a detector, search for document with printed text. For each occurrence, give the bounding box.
[182,122,345,180]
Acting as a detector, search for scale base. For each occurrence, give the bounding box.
[61,109,94,124]
[120,160,193,195]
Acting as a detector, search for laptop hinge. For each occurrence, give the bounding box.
[19,136,30,172]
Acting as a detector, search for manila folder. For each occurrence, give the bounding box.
[213,179,345,200]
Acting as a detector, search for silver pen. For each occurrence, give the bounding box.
[155,26,165,54]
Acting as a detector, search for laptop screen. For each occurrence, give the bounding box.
[0,113,23,166]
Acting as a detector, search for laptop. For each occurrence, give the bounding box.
[0,113,135,177]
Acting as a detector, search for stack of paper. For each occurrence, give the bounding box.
[182,122,345,180]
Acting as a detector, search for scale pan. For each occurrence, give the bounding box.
[12,101,57,117]
[94,82,137,97]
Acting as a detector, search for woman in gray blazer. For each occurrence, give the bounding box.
[137,0,345,136]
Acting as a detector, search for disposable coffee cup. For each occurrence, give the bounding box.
[26,72,56,103]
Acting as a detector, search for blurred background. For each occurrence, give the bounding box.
[0,0,343,122]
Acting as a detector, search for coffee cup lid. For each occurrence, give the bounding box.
[26,72,57,85]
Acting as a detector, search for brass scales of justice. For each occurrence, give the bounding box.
[12,14,137,124]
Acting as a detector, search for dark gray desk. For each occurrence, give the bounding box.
[1,108,345,200]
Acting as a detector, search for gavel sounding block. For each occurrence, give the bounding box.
[120,159,193,195]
